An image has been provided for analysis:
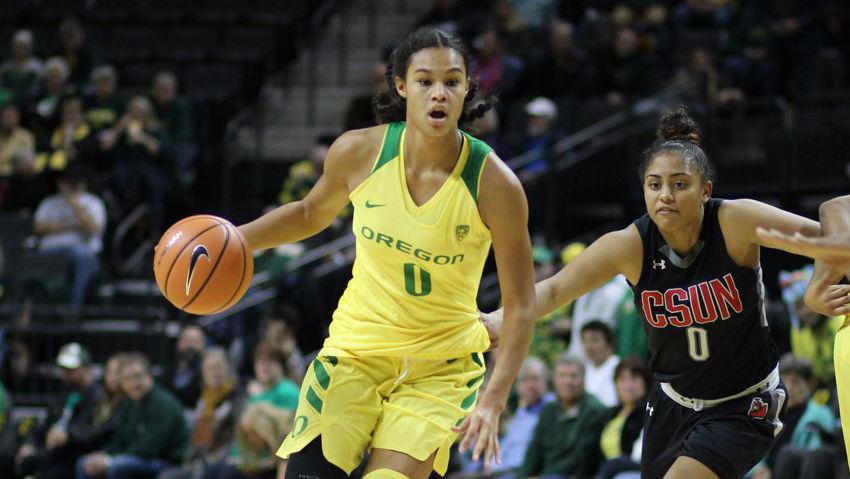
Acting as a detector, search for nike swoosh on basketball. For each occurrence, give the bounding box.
[185,244,211,295]
[365,200,386,208]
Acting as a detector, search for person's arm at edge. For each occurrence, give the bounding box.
[806,195,850,315]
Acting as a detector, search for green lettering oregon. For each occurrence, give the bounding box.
[358,225,464,266]
[396,240,412,254]
[404,263,432,296]
[376,233,392,247]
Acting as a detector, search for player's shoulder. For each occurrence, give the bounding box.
[330,124,388,158]
[477,150,526,226]
[325,124,391,175]
[479,150,521,194]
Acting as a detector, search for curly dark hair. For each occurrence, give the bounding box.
[638,106,715,183]
[372,27,494,129]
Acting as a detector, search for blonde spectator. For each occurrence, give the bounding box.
[159,348,244,479]
[34,56,73,133]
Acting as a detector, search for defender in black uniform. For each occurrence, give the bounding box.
[485,107,823,478]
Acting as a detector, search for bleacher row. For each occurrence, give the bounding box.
[0,0,310,101]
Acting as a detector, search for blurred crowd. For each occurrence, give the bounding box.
[0,18,200,308]
[401,0,850,166]
[1,2,849,478]
[1,318,303,479]
[1,255,846,478]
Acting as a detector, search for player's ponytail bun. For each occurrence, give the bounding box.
[640,106,715,183]
[655,106,702,146]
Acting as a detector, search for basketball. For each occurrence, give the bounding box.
[153,215,253,315]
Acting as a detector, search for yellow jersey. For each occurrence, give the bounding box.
[323,122,493,358]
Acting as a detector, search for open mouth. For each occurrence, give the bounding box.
[429,110,447,119]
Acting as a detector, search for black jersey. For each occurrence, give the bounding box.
[631,198,778,399]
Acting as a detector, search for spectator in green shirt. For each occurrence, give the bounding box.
[100,95,172,233]
[518,354,607,478]
[0,29,44,101]
[150,71,197,187]
[76,352,189,479]
[0,379,7,416]
[247,344,299,411]
[84,65,127,132]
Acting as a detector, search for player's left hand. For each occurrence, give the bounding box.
[452,396,503,468]
[479,311,502,351]
[809,284,850,317]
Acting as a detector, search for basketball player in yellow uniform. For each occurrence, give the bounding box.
[238,28,536,479]
[758,195,850,468]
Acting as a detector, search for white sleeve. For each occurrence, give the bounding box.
[34,197,52,225]
[87,196,108,236]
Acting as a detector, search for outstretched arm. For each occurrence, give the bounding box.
[757,196,850,268]
[533,226,642,319]
[455,153,536,466]
[238,129,377,251]
[484,224,642,339]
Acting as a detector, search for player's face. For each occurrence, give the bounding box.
[395,47,469,136]
[643,153,712,232]
[615,369,647,405]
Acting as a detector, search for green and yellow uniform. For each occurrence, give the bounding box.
[277,122,493,474]
[836,316,850,466]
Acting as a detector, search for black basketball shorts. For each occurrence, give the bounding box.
[640,380,788,479]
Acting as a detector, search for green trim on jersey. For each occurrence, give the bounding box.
[460,133,492,203]
[371,122,405,174]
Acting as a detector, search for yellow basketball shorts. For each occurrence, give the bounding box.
[276,350,486,475]
[835,320,850,466]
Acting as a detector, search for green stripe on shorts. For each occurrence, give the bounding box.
[467,373,485,388]
[461,390,477,410]
[313,360,330,390]
[471,352,483,367]
[306,386,323,413]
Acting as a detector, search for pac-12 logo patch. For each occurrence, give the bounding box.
[456,225,469,241]
[748,397,768,419]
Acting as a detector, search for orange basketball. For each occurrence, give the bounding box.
[153,215,253,315]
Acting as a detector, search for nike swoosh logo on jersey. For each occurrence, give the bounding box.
[365,200,386,208]
[185,244,210,295]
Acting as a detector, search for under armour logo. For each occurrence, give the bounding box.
[646,403,654,416]
[652,259,666,270]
